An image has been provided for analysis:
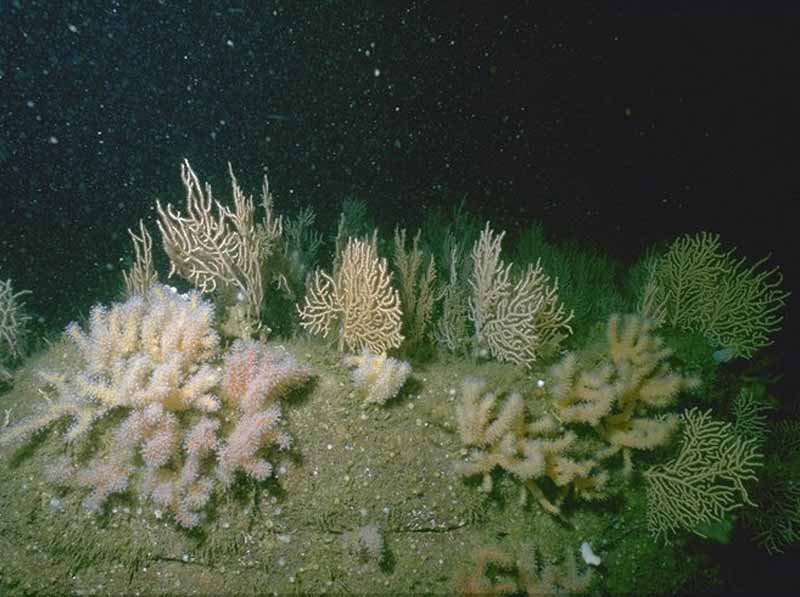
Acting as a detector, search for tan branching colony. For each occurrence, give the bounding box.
[123,219,158,297]
[157,159,280,337]
[548,313,700,476]
[0,277,31,381]
[298,236,403,354]
[469,222,573,367]
[392,227,439,354]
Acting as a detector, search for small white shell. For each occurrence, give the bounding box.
[580,541,602,566]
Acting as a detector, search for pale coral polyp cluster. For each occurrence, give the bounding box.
[455,313,701,514]
[549,314,700,475]
[62,285,221,413]
[343,348,411,405]
[455,377,608,514]
[216,339,311,486]
[1,284,311,527]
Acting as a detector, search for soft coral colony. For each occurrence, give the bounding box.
[0,158,792,564]
[2,284,312,527]
[454,313,702,516]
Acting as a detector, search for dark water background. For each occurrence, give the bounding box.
[1,1,799,591]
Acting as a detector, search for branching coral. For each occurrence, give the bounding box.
[548,313,700,476]
[298,236,403,353]
[2,284,220,449]
[122,219,159,298]
[740,417,800,555]
[434,244,472,355]
[469,222,573,368]
[1,285,312,527]
[455,543,593,595]
[644,407,762,542]
[454,378,609,515]
[640,231,789,358]
[216,338,312,486]
[0,277,31,380]
[455,314,701,516]
[157,160,282,338]
[454,545,518,595]
[392,227,439,355]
